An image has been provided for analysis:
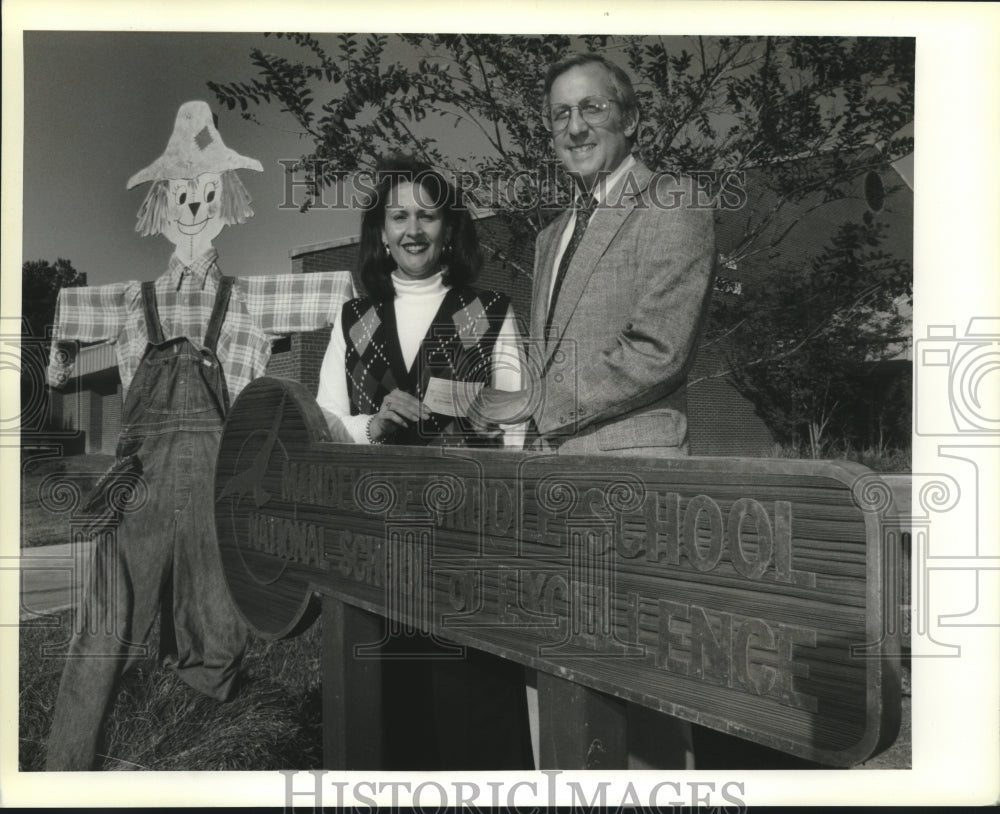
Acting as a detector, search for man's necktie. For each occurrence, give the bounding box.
[545,196,596,336]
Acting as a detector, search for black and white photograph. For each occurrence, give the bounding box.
[3,1,997,808]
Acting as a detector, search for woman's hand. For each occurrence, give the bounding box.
[367,389,431,443]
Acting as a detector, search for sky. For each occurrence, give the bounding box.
[22,32,364,286]
[19,30,924,291]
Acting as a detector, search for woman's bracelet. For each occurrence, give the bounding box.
[365,414,384,445]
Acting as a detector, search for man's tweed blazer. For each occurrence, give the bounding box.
[529,159,716,455]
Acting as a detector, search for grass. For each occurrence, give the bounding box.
[19,615,324,771]
[20,615,910,771]
[771,442,911,473]
[849,445,911,473]
[19,452,325,771]
[20,453,115,548]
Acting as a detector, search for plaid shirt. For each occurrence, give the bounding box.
[48,249,355,400]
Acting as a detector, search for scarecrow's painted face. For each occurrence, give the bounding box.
[160,172,225,252]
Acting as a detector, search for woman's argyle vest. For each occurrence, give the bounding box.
[342,286,511,446]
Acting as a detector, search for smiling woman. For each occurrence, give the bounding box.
[313,156,534,770]
[381,181,447,281]
[316,156,527,450]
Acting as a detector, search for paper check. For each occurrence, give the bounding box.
[423,377,484,418]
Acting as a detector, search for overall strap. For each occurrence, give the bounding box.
[140,281,165,345]
[203,276,235,352]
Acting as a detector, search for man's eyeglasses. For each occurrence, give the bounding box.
[542,95,620,133]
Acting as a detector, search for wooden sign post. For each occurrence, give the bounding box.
[214,377,903,769]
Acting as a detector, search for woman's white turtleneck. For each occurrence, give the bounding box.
[317,270,526,447]
[391,270,450,370]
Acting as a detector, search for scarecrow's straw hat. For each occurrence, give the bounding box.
[127,100,262,189]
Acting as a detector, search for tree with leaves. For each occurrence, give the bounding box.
[209,34,914,454]
[22,258,86,338]
[21,258,86,432]
[711,217,911,455]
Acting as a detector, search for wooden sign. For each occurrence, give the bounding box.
[214,377,902,767]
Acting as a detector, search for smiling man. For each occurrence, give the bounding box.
[530,52,716,457]
[529,53,717,768]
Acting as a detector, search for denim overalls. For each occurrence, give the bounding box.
[46,278,249,771]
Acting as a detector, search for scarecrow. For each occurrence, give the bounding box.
[45,101,354,770]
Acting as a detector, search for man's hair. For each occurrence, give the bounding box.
[542,52,640,142]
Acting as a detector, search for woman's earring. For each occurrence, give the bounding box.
[382,241,390,255]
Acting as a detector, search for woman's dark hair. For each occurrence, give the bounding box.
[358,156,483,301]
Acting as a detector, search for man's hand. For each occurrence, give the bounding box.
[468,387,534,437]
